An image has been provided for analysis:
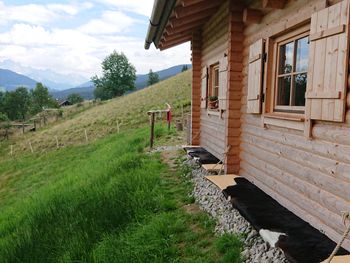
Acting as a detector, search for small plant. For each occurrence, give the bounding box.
[208,96,218,109]
[208,96,218,102]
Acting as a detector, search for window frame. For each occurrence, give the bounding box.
[271,25,310,115]
[209,63,220,98]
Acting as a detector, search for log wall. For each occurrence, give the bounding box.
[199,0,230,160]
[240,0,350,250]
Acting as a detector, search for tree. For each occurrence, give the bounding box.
[31,83,54,114]
[92,51,136,100]
[2,87,31,121]
[0,112,10,140]
[147,69,159,86]
[67,93,84,105]
[182,65,188,72]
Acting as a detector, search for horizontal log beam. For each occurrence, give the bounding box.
[243,8,263,24]
[159,35,192,50]
[174,0,222,19]
[170,7,217,28]
[262,0,286,9]
[181,0,206,7]
[166,18,207,35]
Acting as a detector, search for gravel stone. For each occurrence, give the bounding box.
[183,157,289,263]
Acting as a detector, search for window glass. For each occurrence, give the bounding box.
[293,73,307,106]
[275,32,309,110]
[295,37,309,72]
[277,76,291,106]
[279,42,294,74]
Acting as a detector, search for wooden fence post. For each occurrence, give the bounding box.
[84,129,88,142]
[55,136,59,148]
[22,123,25,134]
[28,141,33,153]
[149,112,155,149]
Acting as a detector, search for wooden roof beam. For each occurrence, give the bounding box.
[169,7,217,28]
[181,0,207,7]
[159,35,192,50]
[162,31,192,43]
[166,18,207,35]
[174,0,222,19]
[262,0,286,9]
[243,8,263,24]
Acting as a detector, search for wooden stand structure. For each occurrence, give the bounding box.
[147,104,172,149]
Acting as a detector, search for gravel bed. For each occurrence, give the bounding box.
[185,158,289,263]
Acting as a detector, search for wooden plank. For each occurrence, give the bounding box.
[263,117,305,131]
[246,39,264,113]
[205,174,239,190]
[306,91,342,99]
[243,8,263,24]
[202,163,223,172]
[306,0,350,122]
[321,255,350,263]
[174,0,222,19]
[262,0,286,9]
[309,24,346,41]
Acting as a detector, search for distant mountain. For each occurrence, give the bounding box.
[0,60,88,90]
[51,64,192,100]
[135,64,192,90]
[0,69,38,91]
[51,86,96,100]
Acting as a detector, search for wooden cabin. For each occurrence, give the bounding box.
[145,0,350,251]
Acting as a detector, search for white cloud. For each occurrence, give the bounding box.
[79,11,136,35]
[0,1,93,25]
[0,23,191,78]
[94,0,154,17]
[0,1,191,84]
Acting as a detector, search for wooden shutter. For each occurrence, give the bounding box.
[201,66,208,109]
[219,56,228,110]
[247,39,264,114]
[306,0,350,122]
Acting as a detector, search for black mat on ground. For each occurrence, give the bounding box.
[183,147,220,164]
[223,177,349,263]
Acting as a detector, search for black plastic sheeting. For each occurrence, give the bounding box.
[223,177,349,263]
[183,147,220,164]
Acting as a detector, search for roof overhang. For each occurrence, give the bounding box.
[145,0,224,51]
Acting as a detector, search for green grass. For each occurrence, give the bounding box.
[0,125,242,262]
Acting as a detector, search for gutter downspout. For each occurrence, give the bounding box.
[144,0,177,50]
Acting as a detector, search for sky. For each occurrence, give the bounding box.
[0,0,191,81]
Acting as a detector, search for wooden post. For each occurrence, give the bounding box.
[149,112,155,149]
[22,123,25,134]
[84,129,88,142]
[117,121,121,134]
[33,120,36,131]
[181,104,184,126]
[28,141,33,153]
[55,136,59,148]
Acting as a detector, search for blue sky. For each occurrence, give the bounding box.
[0,0,191,81]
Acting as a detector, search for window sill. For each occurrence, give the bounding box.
[207,109,220,116]
[263,113,305,131]
[264,113,305,122]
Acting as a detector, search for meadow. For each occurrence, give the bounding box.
[0,71,242,262]
[0,70,192,158]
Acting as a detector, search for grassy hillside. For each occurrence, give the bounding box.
[0,69,244,262]
[0,126,242,262]
[0,70,192,158]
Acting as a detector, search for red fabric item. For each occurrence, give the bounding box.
[166,110,172,122]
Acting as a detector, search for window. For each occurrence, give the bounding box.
[208,63,219,109]
[209,64,219,97]
[274,29,309,113]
